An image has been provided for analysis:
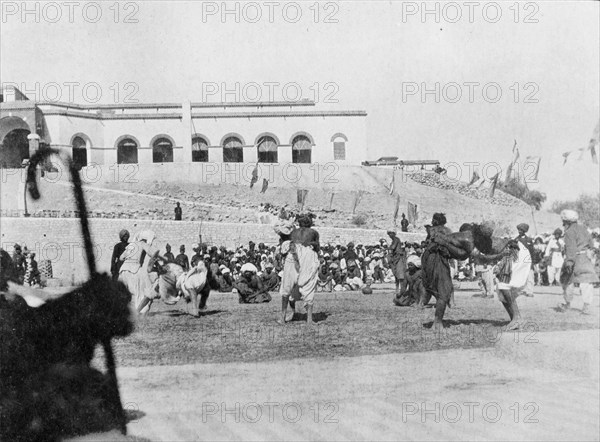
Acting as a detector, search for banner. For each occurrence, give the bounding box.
[505,140,519,182]
[393,195,401,223]
[250,163,259,188]
[468,170,480,186]
[489,172,500,198]
[297,189,309,209]
[563,120,599,165]
[260,179,269,194]
[407,201,418,225]
[524,156,542,181]
[388,173,395,195]
[352,191,365,214]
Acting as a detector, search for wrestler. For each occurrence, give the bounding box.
[424,221,508,331]
[278,214,320,326]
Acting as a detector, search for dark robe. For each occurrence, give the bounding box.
[234,275,272,304]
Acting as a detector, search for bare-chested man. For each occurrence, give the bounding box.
[424,221,509,331]
[279,214,320,326]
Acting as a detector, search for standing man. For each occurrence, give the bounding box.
[279,214,320,326]
[545,228,565,286]
[174,202,182,221]
[110,230,129,281]
[175,245,190,272]
[11,243,26,284]
[164,244,175,263]
[387,229,407,297]
[557,210,599,315]
[515,223,535,297]
[400,214,409,233]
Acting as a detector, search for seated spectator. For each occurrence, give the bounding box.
[345,260,364,290]
[216,265,234,293]
[394,255,425,307]
[260,263,280,291]
[233,263,272,304]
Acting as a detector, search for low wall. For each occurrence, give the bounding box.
[0,218,424,283]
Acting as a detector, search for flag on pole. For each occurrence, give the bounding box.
[393,195,401,224]
[260,179,269,194]
[407,201,418,225]
[388,173,395,195]
[489,172,500,198]
[297,189,309,211]
[468,170,480,186]
[562,120,599,165]
[250,163,259,188]
[505,140,519,182]
[352,191,364,214]
[524,156,542,181]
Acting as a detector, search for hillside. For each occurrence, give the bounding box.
[0,163,562,236]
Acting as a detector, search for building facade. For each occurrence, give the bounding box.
[0,86,368,169]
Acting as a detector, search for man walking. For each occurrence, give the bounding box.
[557,210,599,315]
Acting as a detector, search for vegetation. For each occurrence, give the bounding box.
[551,193,600,228]
[500,179,547,210]
[351,214,368,227]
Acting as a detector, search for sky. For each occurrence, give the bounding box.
[1,0,598,204]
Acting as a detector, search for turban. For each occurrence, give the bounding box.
[119,229,129,241]
[560,210,578,222]
[517,223,530,233]
[240,263,258,273]
[347,242,354,248]
[553,228,563,236]
[265,262,274,269]
[407,255,422,268]
[222,267,231,274]
[192,243,199,251]
[386,229,396,234]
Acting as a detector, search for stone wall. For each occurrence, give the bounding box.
[0,218,424,283]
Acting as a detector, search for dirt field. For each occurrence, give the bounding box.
[105,282,599,368]
[78,282,600,442]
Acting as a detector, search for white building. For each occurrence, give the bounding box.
[1,86,368,169]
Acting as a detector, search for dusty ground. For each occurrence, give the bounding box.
[67,283,600,441]
[105,282,599,368]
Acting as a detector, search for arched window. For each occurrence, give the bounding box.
[152,137,173,163]
[257,136,278,163]
[117,137,138,164]
[223,136,243,163]
[192,136,209,162]
[292,135,312,164]
[72,136,87,170]
[331,133,347,161]
[0,129,30,168]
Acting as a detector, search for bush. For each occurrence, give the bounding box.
[551,193,600,228]
[351,214,368,227]
[500,179,547,210]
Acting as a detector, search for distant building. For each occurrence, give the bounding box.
[0,85,367,169]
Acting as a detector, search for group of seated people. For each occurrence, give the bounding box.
[155,238,430,305]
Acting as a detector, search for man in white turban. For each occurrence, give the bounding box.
[233,262,272,304]
[557,210,598,314]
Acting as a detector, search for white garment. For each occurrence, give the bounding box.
[498,242,531,290]
[545,238,564,268]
